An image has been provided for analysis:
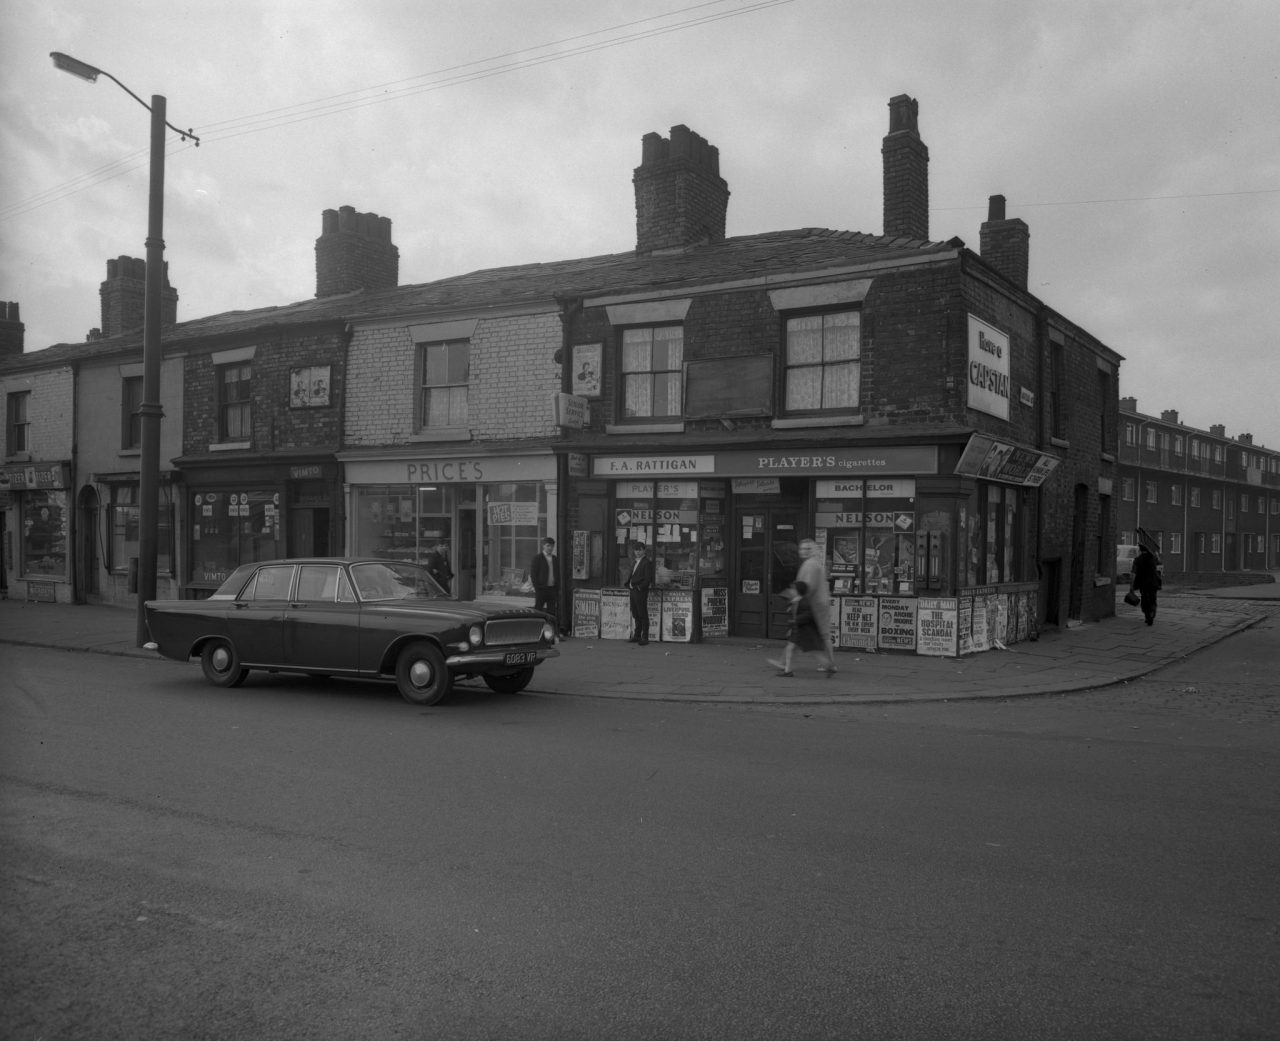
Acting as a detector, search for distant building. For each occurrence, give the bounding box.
[1117,399,1279,574]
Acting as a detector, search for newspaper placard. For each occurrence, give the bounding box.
[571,588,600,639]
[916,597,959,657]
[969,595,991,653]
[958,596,974,655]
[700,587,729,639]
[661,590,694,643]
[647,590,664,641]
[571,530,589,580]
[838,596,878,650]
[877,597,918,651]
[600,587,632,640]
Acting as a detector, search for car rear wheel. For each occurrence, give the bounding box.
[482,667,535,695]
[395,641,452,705]
[201,639,248,688]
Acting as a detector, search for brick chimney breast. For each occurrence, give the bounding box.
[633,125,730,255]
[99,256,178,338]
[0,301,23,357]
[882,95,929,241]
[315,205,400,298]
[980,194,1030,290]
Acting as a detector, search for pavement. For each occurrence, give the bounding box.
[1,579,1277,705]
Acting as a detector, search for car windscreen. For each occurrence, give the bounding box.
[350,561,448,602]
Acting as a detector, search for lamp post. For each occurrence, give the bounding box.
[51,53,198,646]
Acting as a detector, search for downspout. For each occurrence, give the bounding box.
[70,358,81,603]
[555,295,584,631]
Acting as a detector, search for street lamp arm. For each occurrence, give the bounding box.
[50,52,200,145]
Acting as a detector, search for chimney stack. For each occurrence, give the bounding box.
[979,195,1030,290]
[882,95,929,241]
[0,301,23,358]
[1120,396,1138,412]
[1161,409,1180,424]
[315,206,399,298]
[99,256,178,338]
[1237,432,1253,444]
[1209,424,1226,438]
[633,125,730,255]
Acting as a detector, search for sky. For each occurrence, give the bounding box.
[2,0,1278,446]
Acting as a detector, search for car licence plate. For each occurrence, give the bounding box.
[503,651,536,665]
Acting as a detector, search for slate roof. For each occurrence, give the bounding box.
[1,228,950,373]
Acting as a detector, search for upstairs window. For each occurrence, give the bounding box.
[219,362,252,441]
[6,390,29,455]
[121,376,143,450]
[621,326,683,419]
[784,310,860,412]
[419,339,469,429]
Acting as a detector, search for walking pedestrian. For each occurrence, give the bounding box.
[1130,543,1161,626]
[794,537,837,674]
[424,541,453,592]
[767,580,830,676]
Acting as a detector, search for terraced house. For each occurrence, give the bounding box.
[2,95,1123,656]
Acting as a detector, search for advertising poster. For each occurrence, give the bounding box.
[989,594,1009,648]
[661,590,694,643]
[958,597,974,655]
[916,597,959,657]
[700,587,728,639]
[648,590,665,641]
[969,595,991,653]
[571,530,589,580]
[838,596,877,650]
[877,597,918,651]
[600,587,632,640]
[571,588,601,639]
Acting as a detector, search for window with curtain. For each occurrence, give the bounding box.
[418,339,469,428]
[621,326,683,418]
[6,390,29,454]
[218,362,252,441]
[784,310,860,412]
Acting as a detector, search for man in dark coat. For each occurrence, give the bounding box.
[626,541,654,645]
[424,541,453,593]
[1130,544,1160,626]
[529,537,561,633]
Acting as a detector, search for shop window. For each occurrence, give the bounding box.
[189,488,282,586]
[621,326,683,419]
[121,376,143,450]
[482,482,547,596]
[108,483,174,576]
[418,339,469,429]
[6,390,29,455]
[784,310,859,413]
[21,489,67,577]
[818,478,915,595]
[218,361,252,442]
[967,483,1020,586]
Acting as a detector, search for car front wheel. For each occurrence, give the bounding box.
[395,641,452,705]
[201,638,249,688]
[482,667,535,695]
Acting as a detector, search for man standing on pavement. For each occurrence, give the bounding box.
[424,541,453,593]
[626,541,654,645]
[530,537,562,634]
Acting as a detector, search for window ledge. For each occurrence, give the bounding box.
[1100,452,1116,463]
[1049,437,1070,449]
[4,453,32,463]
[408,428,471,443]
[605,422,686,435]
[772,415,865,430]
[208,441,251,452]
[118,449,141,458]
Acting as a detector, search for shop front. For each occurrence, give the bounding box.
[340,449,557,605]
[565,440,1059,654]
[177,456,341,598]
[2,461,73,603]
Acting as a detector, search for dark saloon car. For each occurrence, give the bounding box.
[144,558,559,705]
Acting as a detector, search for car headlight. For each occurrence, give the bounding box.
[468,624,484,647]
[542,622,556,643]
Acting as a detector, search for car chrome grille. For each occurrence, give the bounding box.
[484,618,545,646]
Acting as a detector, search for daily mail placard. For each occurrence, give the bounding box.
[916,597,959,657]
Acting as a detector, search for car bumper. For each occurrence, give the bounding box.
[445,646,560,670]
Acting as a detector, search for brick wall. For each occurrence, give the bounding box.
[1,367,75,457]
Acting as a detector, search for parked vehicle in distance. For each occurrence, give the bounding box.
[1116,544,1141,579]
[144,558,559,705]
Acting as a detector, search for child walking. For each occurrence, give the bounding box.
[767,580,837,677]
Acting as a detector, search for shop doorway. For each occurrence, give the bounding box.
[733,508,804,639]
[288,507,330,558]
[456,501,477,600]
[76,485,100,602]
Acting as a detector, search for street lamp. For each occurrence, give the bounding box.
[51,52,199,646]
